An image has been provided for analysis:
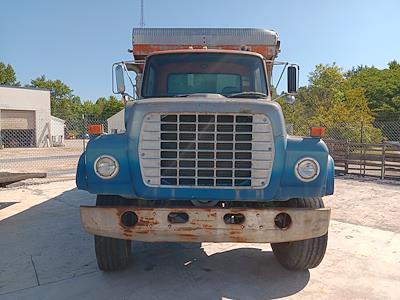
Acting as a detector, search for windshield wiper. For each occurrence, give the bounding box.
[171,93,226,98]
[227,92,268,99]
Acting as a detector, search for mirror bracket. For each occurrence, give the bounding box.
[112,61,144,101]
[272,92,296,104]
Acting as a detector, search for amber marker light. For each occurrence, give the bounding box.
[310,127,326,138]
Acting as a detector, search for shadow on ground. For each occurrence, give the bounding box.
[0,187,310,300]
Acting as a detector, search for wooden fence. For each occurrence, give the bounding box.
[325,140,400,180]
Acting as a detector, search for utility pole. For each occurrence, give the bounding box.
[139,0,145,28]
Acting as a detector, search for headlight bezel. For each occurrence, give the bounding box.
[94,155,119,179]
[295,157,320,182]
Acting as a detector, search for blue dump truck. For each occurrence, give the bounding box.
[77,28,334,272]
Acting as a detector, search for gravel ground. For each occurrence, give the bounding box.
[327,176,400,232]
[0,178,399,299]
[0,140,84,173]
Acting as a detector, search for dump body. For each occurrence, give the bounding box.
[131,28,280,63]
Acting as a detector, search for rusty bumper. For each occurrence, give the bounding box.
[80,206,330,243]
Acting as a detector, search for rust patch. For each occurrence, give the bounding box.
[228,228,249,243]
[119,218,134,233]
[134,230,151,234]
[137,217,159,227]
[115,207,131,217]
[175,226,199,231]
[229,230,242,235]
[122,229,134,237]
[228,235,249,243]
[274,207,289,212]
[177,233,198,240]
[202,224,213,229]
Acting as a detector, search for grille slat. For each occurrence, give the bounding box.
[140,113,274,188]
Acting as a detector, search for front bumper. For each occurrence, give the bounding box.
[80,206,330,243]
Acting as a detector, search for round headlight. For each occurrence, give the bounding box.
[94,155,119,179]
[295,158,320,182]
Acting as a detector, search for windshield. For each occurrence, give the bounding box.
[141,53,268,98]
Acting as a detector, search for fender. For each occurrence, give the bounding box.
[326,155,335,195]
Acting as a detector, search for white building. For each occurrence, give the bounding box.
[0,85,65,148]
[50,116,65,146]
[107,109,125,134]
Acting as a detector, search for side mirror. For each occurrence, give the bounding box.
[115,65,125,94]
[287,66,297,93]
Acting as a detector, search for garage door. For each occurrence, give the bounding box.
[0,109,35,129]
[0,110,36,147]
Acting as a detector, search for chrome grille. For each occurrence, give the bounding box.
[139,113,274,189]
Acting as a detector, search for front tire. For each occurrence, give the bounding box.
[94,195,132,272]
[271,197,328,270]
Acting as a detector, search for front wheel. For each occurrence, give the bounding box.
[94,195,132,272]
[271,197,328,271]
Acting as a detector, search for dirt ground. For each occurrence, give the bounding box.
[0,177,399,299]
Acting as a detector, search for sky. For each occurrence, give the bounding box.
[1,0,400,101]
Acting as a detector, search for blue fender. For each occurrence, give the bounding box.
[76,153,87,190]
[325,155,335,195]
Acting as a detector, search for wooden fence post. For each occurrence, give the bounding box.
[363,143,366,176]
[381,143,386,180]
[345,141,349,175]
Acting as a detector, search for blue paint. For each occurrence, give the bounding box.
[76,98,335,202]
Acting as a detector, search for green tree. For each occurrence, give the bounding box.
[30,75,74,101]
[346,60,400,119]
[82,96,124,120]
[100,96,124,119]
[0,62,20,86]
[81,100,97,117]
[29,75,82,119]
[280,64,381,142]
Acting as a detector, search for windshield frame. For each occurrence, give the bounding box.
[141,51,269,98]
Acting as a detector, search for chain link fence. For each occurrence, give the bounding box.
[1,114,399,183]
[287,120,400,180]
[0,117,107,180]
[287,120,400,143]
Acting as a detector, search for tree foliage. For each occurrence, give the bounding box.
[29,75,82,120]
[346,60,400,120]
[1,62,125,123]
[279,63,382,142]
[81,96,124,120]
[29,75,123,121]
[0,62,20,86]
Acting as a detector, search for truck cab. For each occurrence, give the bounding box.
[77,28,334,272]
